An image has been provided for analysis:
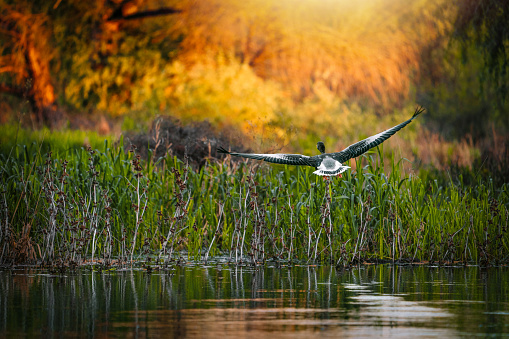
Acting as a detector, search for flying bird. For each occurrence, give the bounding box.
[218,106,424,177]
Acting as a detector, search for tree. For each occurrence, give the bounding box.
[454,0,509,100]
[0,0,180,126]
[0,4,60,126]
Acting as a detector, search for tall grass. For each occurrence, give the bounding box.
[0,141,507,267]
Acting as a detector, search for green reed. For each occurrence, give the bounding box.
[0,141,507,267]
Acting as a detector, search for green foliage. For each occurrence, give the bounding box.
[0,123,113,156]
[454,0,509,100]
[420,39,509,139]
[1,138,507,267]
[164,54,288,135]
[64,36,173,115]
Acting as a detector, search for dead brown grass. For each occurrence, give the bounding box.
[417,129,477,170]
[3,223,37,265]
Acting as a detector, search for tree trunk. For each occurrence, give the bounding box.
[24,40,63,127]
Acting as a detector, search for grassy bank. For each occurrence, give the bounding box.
[0,139,508,268]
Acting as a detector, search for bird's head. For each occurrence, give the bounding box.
[316,141,325,154]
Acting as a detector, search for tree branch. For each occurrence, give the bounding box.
[0,84,24,97]
[107,7,182,22]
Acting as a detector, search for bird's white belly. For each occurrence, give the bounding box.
[313,156,350,176]
[318,157,341,171]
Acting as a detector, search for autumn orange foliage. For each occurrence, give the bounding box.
[168,0,451,107]
[2,0,507,173]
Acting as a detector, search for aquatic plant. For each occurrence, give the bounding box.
[0,141,507,267]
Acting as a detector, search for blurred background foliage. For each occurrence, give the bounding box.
[0,0,507,174]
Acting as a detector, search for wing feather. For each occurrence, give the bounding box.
[331,106,424,163]
[217,147,318,167]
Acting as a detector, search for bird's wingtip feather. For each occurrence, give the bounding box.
[412,106,425,118]
[217,146,230,154]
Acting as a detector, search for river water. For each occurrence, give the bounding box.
[1,263,508,338]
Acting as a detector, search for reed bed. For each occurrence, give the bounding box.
[0,141,507,268]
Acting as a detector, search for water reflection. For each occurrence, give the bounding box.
[1,264,508,337]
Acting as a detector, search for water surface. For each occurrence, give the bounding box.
[1,263,508,337]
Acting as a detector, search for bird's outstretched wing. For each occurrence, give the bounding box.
[331,106,424,163]
[217,147,318,167]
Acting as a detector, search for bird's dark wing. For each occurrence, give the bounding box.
[331,106,424,163]
[217,147,319,167]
